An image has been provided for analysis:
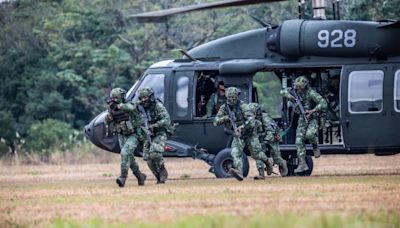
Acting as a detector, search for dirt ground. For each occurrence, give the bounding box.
[0,154,400,226]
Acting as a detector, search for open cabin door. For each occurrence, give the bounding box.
[341,64,400,151]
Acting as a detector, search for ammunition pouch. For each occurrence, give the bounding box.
[111,109,130,123]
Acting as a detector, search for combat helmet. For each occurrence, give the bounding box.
[109,88,126,103]
[225,87,240,105]
[138,87,155,107]
[293,76,309,91]
[248,103,262,118]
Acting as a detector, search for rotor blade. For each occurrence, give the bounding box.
[129,0,288,23]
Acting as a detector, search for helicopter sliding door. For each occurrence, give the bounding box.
[341,64,400,152]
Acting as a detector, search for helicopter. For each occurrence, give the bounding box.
[84,0,400,178]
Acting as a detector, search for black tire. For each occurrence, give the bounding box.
[213,148,249,178]
[296,155,314,176]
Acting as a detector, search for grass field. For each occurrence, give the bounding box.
[1,154,400,227]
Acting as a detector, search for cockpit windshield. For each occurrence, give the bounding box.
[128,73,165,102]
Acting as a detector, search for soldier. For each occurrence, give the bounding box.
[281,76,327,173]
[204,81,226,118]
[104,88,146,187]
[137,87,170,184]
[248,103,288,177]
[213,87,272,181]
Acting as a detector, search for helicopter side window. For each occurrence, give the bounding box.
[133,73,165,102]
[348,70,383,113]
[176,76,189,117]
[395,70,400,112]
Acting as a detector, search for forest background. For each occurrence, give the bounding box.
[1,0,399,160]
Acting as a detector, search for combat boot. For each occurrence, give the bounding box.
[294,156,309,173]
[133,170,146,186]
[157,165,168,184]
[264,158,273,176]
[229,168,243,181]
[254,168,265,180]
[279,160,288,177]
[313,144,320,158]
[116,170,128,187]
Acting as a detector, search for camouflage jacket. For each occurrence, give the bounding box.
[281,87,328,119]
[104,101,144,137]
[260,112,280,143]
[213,102,257,135]
[142,100,171,134]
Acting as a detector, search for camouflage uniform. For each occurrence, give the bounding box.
[248,103,288,177]
[213,87,271,181]
[138,87,170,184]
[281,76,327,173]
[104,88,146,187]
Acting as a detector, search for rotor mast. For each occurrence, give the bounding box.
[312,0,326,19]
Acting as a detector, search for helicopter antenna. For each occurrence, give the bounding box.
[250,15,271,28]
[179,49,198,61]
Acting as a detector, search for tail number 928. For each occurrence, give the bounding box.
[317,29,356,48]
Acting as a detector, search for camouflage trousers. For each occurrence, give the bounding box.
[231,134,268,173]
[144,132,166,178]
[118,134,141,176]
[260,141,284,167]
[295,117,319,157]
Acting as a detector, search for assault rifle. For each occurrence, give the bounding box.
[226,105,242,137]
[292,89,308,123]
[138,104,152,144]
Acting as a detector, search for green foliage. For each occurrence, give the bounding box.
[253,72,282,118]
[344,0,400,20]
[0,111,16,150]
[24,119,75,156]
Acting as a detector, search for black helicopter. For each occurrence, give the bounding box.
[84,0,400,178]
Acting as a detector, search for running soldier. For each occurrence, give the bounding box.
[281,76,327,173]
[248,103,288,177]
[213,87,272,181]
[104,88,146,187]
[137,87,170,184]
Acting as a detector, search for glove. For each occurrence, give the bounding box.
[219,115,229,124]
[234,125,244,136]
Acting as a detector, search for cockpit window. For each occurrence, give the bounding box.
[126,80,139,100]
[348,70,383,113]
[395,70,400,112]
[132,74,165,102]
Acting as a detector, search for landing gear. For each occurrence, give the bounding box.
[213,148,249,178]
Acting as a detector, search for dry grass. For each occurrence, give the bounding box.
[0,154,400,227]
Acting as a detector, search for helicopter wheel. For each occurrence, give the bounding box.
[213,148,249,179]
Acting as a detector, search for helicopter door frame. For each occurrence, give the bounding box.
[341,63,400,151]
[171,70,195,122]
